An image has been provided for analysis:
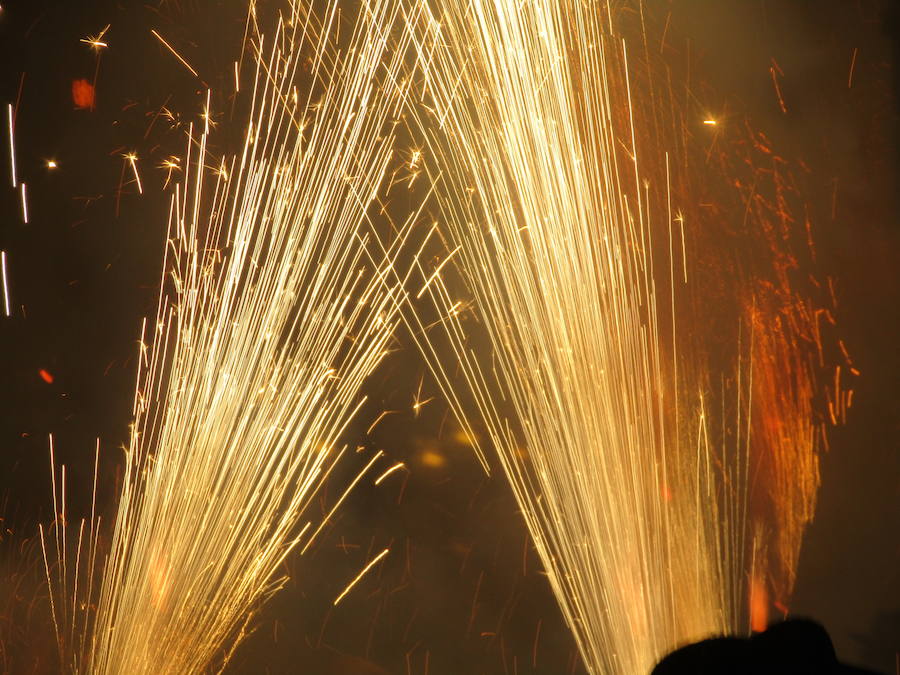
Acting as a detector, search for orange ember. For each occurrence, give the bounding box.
[749,575,769,633]
[72,79,95,109]
[39,369,54,383]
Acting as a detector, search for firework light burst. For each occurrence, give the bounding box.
[0,0,867,672]
[390,1,847,672]
[39,1,423,671]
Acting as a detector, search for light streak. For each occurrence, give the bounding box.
[770,58,788,114]
[20,182,28,223]
[124,153,142,194]
[7,103,15,187]
[366,409,398,435]
[416,244,460,298]
[150,29,200,79]
[333,548,389,606]
[1,250,10,316]
[374,462,406,485]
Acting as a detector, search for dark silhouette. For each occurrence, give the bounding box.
[651,619,885,675]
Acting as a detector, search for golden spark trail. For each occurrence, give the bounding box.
[333,548,389,606]
[393,2,827,672]
[150,29,201,79]
[41,2,420,672]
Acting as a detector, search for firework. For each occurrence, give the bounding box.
[41,1,418,671]
[392,2,836,672]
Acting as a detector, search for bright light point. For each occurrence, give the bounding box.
[703,119,718,126]
[81,24,110,51]
[47,160,58,169]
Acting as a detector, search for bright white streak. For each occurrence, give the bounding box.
[7,103,16,187]
[20,182,28,223]
[1,250,10,316]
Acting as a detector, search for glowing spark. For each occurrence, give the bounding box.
[47,159,58,169]
[411,375,434,418]
[847,47,858,89]
[159,156,180,189]
[151,29,200,79]
[416,244,461,298]
[80,24,110,51]
[703,119,718,126]
[7,103,16,187]
[366,410,398,435]
[333,548,389,606]
[301,451,386,556]
[374,462,406,485]
[20,182,27,223]
[1,250,10,316]
[124,153,142,194]
[769,58,788,114]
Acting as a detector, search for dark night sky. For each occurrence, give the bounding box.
[0,1,898,674]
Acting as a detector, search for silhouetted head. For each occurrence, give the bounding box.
[749,618,837,674]
[651,636,752,675]
[650,619,885,675]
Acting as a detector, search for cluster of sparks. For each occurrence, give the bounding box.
[397,3,740,671]
[39,1,420,671]
[395,2,847,672]
[0,0,854,673]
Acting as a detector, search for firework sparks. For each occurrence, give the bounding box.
[19,182,28,223]
[150,29,200,80]
[40,2,421,672]
[7,103,15,187]
[80,24,110,51]
[373,462,406,485]
[392,2,835,672]
[333,548,390,606]
[1,250,10,316]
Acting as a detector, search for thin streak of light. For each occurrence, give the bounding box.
[7,103,16,187]
[125,153,143,194]
[416,244,461,298]
[301,451,385,555]
[333,548,389,606]
[1,250,10,316]
[770,59,788,114]
[151,29,200,78]
[374,462,406,485]
[366,409,398,435]
[20,182,28,223]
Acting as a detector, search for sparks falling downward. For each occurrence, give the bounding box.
[398,2,831,673]
[42,2,416,671]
